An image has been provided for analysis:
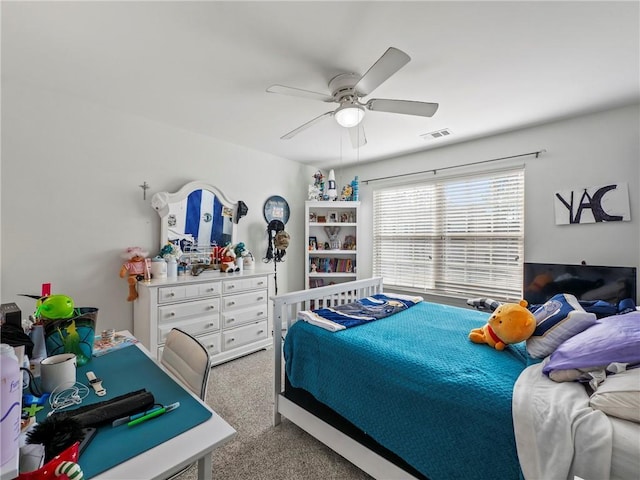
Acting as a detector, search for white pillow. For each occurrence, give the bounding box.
[526,293,597,358]
[589,368,640,423]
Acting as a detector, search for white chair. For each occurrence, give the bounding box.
[160,329,212,479]
[161,328,211,400]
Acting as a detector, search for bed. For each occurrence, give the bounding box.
[272,277,640,480]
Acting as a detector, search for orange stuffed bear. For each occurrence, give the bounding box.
[468,300,536,350]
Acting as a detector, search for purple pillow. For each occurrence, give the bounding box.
[542,311,640,376]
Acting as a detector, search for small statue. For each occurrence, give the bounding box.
[119,247,149,301]
[324,226,341,250]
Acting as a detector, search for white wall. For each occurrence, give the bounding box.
[1,83,315,332]
[340,104,640,300]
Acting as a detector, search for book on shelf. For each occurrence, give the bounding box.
[310,257,355,273]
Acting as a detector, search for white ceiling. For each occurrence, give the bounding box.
[3,1,639,169]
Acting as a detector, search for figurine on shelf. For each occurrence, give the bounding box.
[327,169,337,201]
[324,226,341,250]
[309,170,325,200]
[340,184,353,201]
[351,176,359,201]
[311,263,317,273]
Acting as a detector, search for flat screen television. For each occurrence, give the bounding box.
[523,263,637,305]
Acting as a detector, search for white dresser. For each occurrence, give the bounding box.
[133,270,272,365]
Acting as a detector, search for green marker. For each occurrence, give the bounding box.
[127,402,180,427]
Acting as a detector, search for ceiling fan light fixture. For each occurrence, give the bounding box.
[334,104,365,128]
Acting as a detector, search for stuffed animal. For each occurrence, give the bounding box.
[119,247,148,301]
[468,300,536,350]
[219,245,239,273]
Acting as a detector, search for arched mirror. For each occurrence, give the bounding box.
[151,181,247,251]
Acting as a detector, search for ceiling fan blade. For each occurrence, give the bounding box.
[348,124,367,148]
[366,99,439,117]
[266,84,334,102]
[281,111,334,140]
[354,47,411,96]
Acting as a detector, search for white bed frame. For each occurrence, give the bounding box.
[272,277,420,480]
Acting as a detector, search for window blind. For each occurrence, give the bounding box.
[373,169,524,301]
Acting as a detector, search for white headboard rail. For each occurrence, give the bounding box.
[272,277,384,425]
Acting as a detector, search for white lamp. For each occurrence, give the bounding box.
[334,104,365,128]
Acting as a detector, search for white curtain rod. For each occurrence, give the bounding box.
[362,149,546,184]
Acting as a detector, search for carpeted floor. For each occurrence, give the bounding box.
[175,347,372,480]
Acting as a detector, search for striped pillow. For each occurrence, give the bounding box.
[526,293,597,358]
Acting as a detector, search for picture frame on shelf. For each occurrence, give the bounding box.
[309,236,317,250]
[328,211,338,223]
[309,212,318,223]
[343,235,356,250]
[340,213,349,223]
[317,215,327,223]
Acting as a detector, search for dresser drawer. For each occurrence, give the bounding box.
[158,298,220,323]
[222,321,268,351]
[198,331,222,357]
[157,331,221,358]
[222,290,267,311]
[157,313,220,345]
[221,304,267,329]
[158,282,221,303]
[222,276,268,294]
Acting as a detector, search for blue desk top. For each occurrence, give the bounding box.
[37,345,212,479]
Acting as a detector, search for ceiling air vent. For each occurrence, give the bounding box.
[420,128,452,140]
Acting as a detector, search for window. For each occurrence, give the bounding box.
[373,168,524,301]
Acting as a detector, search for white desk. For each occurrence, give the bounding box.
[93,410,236,480]
[94,336,236,480]
[6,334,236,480]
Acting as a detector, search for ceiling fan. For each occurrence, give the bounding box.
[266,47,439,148]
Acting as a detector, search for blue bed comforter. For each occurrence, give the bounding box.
[284,301,529,480]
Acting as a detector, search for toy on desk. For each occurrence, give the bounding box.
[119,247,149,301]
[26,416,84,463]
[22,390,50,418]
[17,440,83,480]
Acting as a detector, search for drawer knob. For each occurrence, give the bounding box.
[258,330,264,334]
[257,311,264,316]
[228,338,235,343]
[169,292,175,297]
[208,322,215,327]
[169,312,176,317]
[228,301,235,306]
[207,288,215,292]
[258,281,264,285]
[257,296,264,301]
[208,305,215,310]
[228,318,235,322]
[228,285,235,289]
